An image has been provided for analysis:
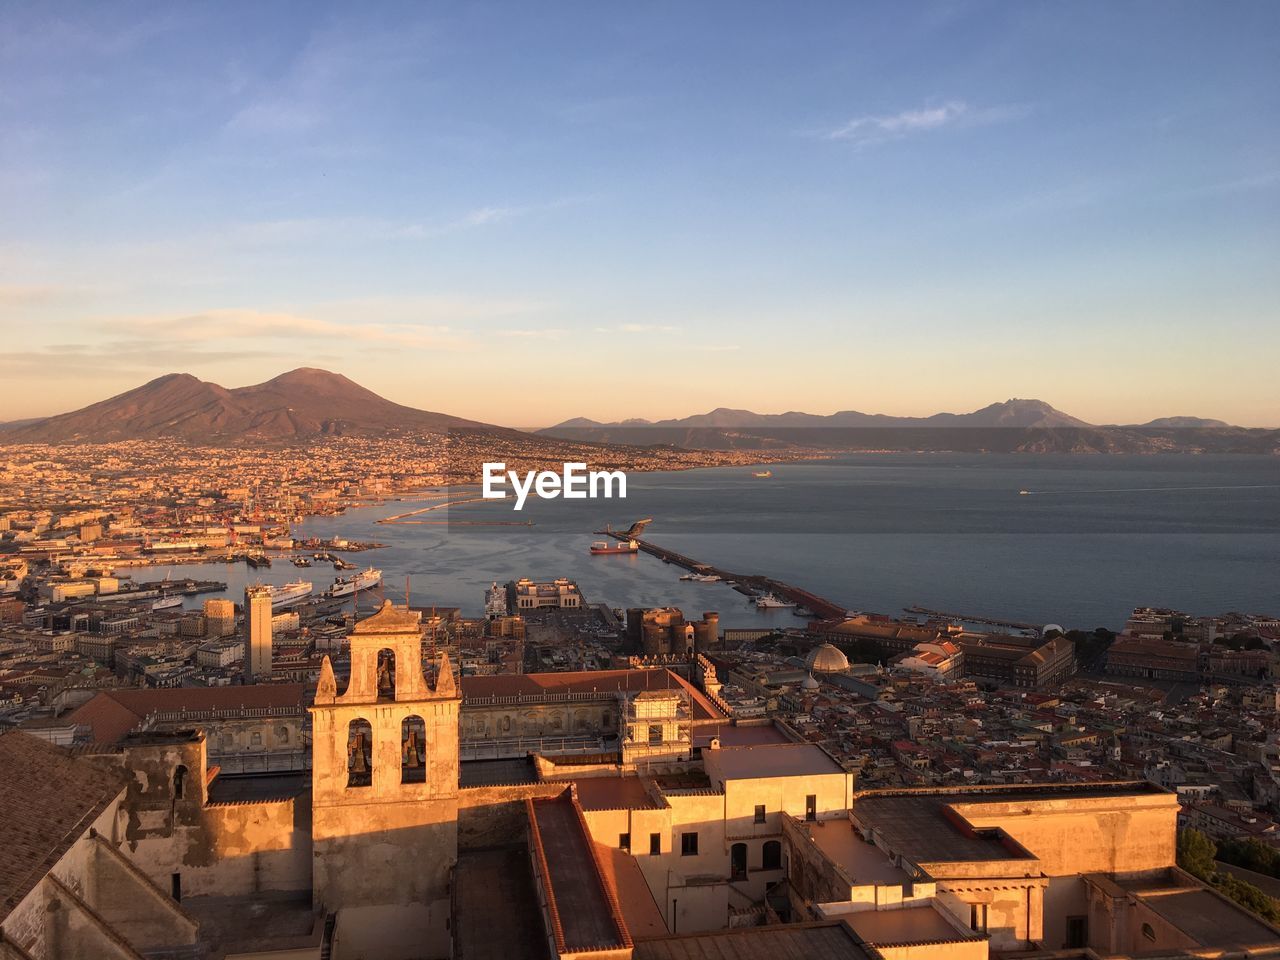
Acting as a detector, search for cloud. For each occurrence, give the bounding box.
[820,100,1027,148]
[107,309,463,349]
[496,328,566,339]
[593,323,678,334]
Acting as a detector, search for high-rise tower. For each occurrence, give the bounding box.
[244,585,272,679]
[310,600,460,959]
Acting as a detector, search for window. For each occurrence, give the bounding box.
[762,840,782,871]
[730,843,748,881]
[171,873,181,902]
[680,832,698,856]
[650,833,661,855]
[250,731,262,747]
[754,804,766,824]
[173,765,188,801]
[1141,922,1156,942]
[970,904,988,933]
[805,795,817,822]
[648,724,663,745]
[619,833,630,852]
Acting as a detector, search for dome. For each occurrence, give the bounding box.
[805,643,849,674]
[801,673,820,691]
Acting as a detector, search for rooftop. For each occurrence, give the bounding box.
[0,732,125,921]
[708,742,844,781]
[461,668,725,721]
[65,684,307,745]
[528,793,630,953]
[845,904,980,947]
[575,776,658,812]
[634,922,873,960]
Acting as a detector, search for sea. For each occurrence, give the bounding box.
[162,454,1279,632]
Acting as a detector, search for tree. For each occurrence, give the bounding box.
[1177,828,1217,880]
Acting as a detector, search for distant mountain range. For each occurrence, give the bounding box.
[0,368,505,443]
[541,400,1278,454]
[3,378,1273,453]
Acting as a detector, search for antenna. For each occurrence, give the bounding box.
[405,575,411,608]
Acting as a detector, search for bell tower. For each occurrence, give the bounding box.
[310,600,460,959]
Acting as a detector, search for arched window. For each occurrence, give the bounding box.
[401,716,427,783]
[730,843,748,881]
[762,840,782,871]
[347,718,373,787]
[376,649,397,700]
[1142,923,1156,942]
[173,764,188,801]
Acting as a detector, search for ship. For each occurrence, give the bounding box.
[270,580,314,607]
[326,566,382,599]
[151,595,184,611]
[245,553,271,569]
[679,572,721,582]
[755,592,795,609]
[752,470,772,478]
[590,539,639,555]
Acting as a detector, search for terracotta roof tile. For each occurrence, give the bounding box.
[0,732,125,921]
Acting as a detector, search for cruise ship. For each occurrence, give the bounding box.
[326,567,382,599]
[151,595,184,611]
[270,580,314,607]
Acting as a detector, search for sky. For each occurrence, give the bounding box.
[1,1,1277,428]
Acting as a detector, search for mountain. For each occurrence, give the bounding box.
[3,368,503,443]
[541,400,1276,454]
[1130,416,1231,429]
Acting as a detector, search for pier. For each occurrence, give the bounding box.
[597,529,851,620]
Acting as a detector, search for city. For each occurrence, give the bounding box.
[2,2,1277,959]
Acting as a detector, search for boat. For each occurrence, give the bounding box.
[269,580,314,607]
[246,553,271,569]
[291,556,312,567]
[680,572,721,582]
[327,567,382,599]
[752,470,772,478]
[1019,490,1030,496]
[590,539,639,555]
[151,595,184,611]
[755,593,796,609]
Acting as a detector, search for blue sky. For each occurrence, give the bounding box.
[2,1,1277,426]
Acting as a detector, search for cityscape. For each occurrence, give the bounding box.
[2,3,1279,960]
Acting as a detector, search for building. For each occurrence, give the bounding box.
[511,577,582,610]
[245,584,273,679]
[203,597,236,637]
[310,600,460,958]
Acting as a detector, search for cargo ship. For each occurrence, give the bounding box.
[270,580,313,607]
[590,539,639,555]
[327,567,382,598]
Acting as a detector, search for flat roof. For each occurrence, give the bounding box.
[455,848,549,960]
[693,722,793,749]
[575,776,657,812]
[1113,878,1280,948]
[854,783,1166,866]
[634,922,873,960]
[805,820,911,887]
[207,773,308,804]
[709,742,844,780]
[845,905,979,946]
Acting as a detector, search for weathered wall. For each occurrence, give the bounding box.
[458,782,562,849]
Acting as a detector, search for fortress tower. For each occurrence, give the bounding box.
[310,600,460,959]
